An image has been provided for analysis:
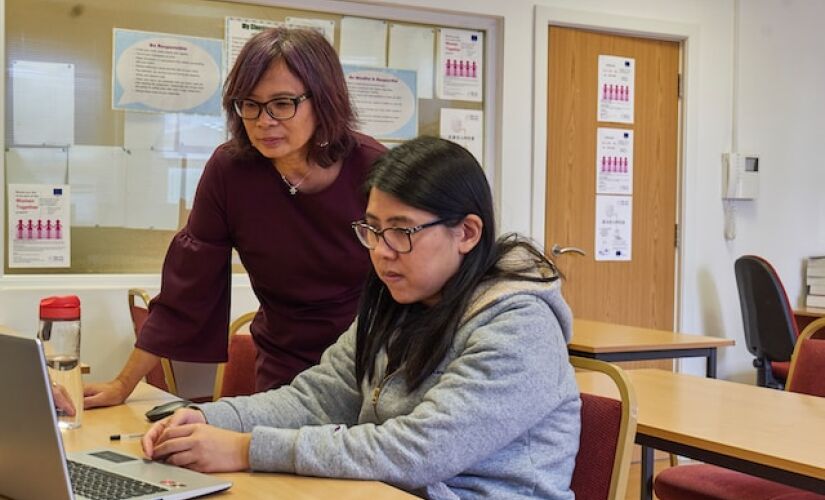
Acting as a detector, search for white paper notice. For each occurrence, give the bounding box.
[595,195,632,261]
[340,17,387,67]
[597,55,635,124]
[286,17,335,45]
[12,60,75,146]
[124,112,178,152]
[225,17,282,75]
[183,155,208,209]
[68,145,127,227]
[178,113,226,151]
[389,24,435,99]
[344,65,417,140]
[124,150,181,230]
[5,147,68,185]
[596,128,633,195]
[8,184,71,268]
[440,108,483,163]
[436,28,483,102]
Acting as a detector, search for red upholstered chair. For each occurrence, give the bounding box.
[212,311,258,401]
[570,356,638,500]
[128,288,177,394]
[653,317,825,500]
[734,255,799,389]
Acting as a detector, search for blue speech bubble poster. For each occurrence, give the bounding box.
[113,29,223,115]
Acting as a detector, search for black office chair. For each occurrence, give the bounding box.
[734,255,798,389]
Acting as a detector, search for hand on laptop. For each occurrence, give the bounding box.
[142,408,252,473]
[52,382,76,416]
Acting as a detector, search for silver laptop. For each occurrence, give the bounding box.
[0,333,232,500]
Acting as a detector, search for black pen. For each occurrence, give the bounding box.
[109,432,144,441]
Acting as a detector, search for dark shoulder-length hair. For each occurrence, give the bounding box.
[222,27,356,167]
[355,136,560,391]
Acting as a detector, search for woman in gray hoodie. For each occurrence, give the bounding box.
[143,136,581,499]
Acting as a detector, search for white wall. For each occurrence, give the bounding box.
[0,275,260,384]
[2,0,821,385]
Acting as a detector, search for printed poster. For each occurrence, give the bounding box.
[225,17,282,73]
[113,29,223,115]
[596,128,633,195]
[595,195,632,261]
[597,55,635,124]
[439,108,483,163]
[8,184,71,268]
[343,65,417,140]
[436,28,483,102]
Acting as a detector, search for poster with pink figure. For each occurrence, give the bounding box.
[597,55,635,124]
[596,127,634,195]
[8,184,70,268]
[436,28,483,102]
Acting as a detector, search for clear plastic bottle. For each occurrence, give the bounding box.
[38,295,83,429]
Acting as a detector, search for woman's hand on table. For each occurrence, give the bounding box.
[142,408,251,473]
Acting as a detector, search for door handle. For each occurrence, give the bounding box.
[551,244,586,257]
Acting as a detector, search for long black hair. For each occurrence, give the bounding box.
[355,136,560,390]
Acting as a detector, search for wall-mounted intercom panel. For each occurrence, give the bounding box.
[722,153,759,200]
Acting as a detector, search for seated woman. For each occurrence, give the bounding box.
[142,136,581,499]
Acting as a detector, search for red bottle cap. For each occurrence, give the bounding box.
[39,295,81,320]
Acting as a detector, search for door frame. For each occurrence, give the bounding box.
[532,6,698,332]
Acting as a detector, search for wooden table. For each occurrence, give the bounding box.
[576,369,825,499]
[795,307,825,319]
[569,319,734,377]
[61,383,417,499]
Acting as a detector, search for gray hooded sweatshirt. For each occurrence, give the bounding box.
[200,248,581,499]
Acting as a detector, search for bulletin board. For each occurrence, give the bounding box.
[3,0,489,274]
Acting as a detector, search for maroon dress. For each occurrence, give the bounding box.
[136,133,386,391]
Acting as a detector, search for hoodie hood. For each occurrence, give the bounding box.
[460,245,573,343]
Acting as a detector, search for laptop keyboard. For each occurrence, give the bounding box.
[68,460,167,500]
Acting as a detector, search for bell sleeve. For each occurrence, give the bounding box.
[135,148,234,363]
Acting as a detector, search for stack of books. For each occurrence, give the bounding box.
[806,256,825,308]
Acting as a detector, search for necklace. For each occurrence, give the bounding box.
[280,168,312,195]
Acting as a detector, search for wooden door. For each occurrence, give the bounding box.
[546,27,680,338]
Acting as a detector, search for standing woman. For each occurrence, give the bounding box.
[142,137,581,499]
[85,27,386,407]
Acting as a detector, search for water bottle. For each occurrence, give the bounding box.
[38,295,83,429]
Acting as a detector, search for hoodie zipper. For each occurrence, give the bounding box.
[371,369,400,420]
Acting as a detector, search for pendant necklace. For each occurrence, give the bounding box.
[280,168,312,196]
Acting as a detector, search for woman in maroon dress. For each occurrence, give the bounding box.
[85,27,385,407]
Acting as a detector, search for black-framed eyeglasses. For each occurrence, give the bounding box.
[351,219,449,254]
[232,93,311,121]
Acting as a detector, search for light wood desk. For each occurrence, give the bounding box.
[62,383,416,499]
[569,319,734,377]
[576,369,825,499]
[794,307,825,319]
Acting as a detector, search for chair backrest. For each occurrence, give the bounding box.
[128,288,177,394]
[212,311,258,401]
[570,356,638,500]
[786,316,825,397]
[734,255,798,362]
